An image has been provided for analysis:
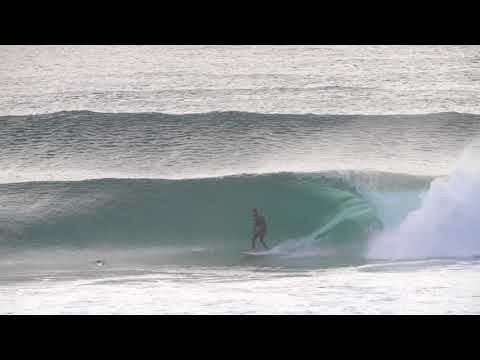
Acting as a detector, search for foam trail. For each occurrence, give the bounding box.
[273,202,373,256]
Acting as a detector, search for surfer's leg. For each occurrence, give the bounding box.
[252,233,259,249]
[259,233,269,250]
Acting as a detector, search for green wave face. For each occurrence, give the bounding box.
[0,172,388,257]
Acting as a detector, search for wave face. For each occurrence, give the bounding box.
[0,172,431,264]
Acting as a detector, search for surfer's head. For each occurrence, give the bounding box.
[252,208,258,216]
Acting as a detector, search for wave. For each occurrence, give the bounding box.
[0,171,430,266]
[2,109,477,120]
[1,110,479,184]
[1,162,478,266]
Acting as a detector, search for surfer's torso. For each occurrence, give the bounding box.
[254,215,267,233]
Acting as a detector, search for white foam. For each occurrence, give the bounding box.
[368,142,480,260]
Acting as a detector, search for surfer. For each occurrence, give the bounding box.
[94,259,106,266]
[251,208,269,250]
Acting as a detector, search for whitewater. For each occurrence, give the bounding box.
[1,45,480,314]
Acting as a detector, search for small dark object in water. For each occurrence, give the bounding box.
[94,259,106,266]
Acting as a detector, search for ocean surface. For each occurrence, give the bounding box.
[1,45,480,314]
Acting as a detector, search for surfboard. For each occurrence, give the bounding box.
[242,250,271,256]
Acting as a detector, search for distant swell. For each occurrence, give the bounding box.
[1,111,479,183]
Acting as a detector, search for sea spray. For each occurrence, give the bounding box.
[368,142,480,260]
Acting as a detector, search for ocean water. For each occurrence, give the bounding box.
[1,45,480,314]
